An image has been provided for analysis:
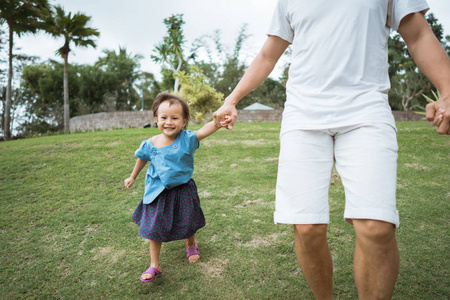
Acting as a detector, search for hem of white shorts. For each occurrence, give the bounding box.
[344,208,400,228]
[280,121,397,138]
[274,212,329,225]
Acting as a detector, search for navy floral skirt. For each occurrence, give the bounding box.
[132,179,206,242]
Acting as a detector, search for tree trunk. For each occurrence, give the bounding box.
[173,55,183,92]
[63,54,70,132]
[4,26,13,140]
[174,77,180,93]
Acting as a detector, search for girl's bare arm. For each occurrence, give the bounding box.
[124,158,148,188]
[196,121,223,141]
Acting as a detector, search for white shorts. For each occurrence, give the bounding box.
[274,123,399,227]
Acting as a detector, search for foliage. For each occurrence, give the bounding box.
[279,48,292,88]
[43,4,99,132]
[193,24,287,109]
[135,72,161,111]
[44,5,99,58]
[0,122,448,299]
[414,90,440,116]
[21,61,72,131]
[0,27,6,79]
[95,47,142,111]
[0,53,38,135]
[194,24,249,102]
[176,65,224,123]
[20,50,155,135]
[151,14,186,92]
[0,0,50,139]
[443,35,450,55]
[0,0,49,37]
[244,78,286,109]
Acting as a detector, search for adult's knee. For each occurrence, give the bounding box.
[353,219,396,245]
[294,224,328,245]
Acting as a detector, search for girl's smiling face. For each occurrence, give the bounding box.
[155,101,187,139]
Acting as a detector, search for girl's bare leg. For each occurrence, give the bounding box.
[141,239,162,280]
[186,234,200,263]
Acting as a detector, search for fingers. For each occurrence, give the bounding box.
[436,109,450,135]
[124,178,134,188]
[227,115,237,130]
[214,104,238,130]
[220,114,237,130]
[212,111,222,128]
[433,108,444,127]
[426,102,436,125]
[213,108,230,128]
[426,101,450,134]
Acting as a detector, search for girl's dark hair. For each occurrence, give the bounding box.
[152,92,190,124]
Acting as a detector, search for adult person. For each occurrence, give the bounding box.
[213,0,450,299]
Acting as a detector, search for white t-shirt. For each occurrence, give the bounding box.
[268,0,429,134]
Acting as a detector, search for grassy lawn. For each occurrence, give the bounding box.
[0,121,448,299]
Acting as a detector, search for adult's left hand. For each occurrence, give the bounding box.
[213,101,238,130]
[426,96,450,135]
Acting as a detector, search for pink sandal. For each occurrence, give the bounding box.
[140,265,162,282]
[185,240,200,262]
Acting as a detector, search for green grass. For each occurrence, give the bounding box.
[0,122,448,299]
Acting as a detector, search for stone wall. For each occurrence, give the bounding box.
[69,111,156,132]
[70,109,425,132]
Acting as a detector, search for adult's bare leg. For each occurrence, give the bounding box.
[294,224,333,300]
[352,219,399,300]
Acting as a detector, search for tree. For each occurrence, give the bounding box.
[20,55,158,134]
[95,47,142,111]
[135,72,161,111]
[44,5,99,132]
[192,24,250,106]
[0,0,49,139]
[21,60,69,131]
[193,24,287,109]
[246,78,286,109]
[443,35,450,56]
[0,27,7,79]
[190,29,224,88]
[176,65,223,123]
[151,14,186,92]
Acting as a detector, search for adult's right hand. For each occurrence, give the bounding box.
[213,101,238,130]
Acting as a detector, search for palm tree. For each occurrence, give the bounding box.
[0,0,49,140]
[45,5,99,132]
[151,14,186,92]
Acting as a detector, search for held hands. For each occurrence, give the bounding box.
[213,102,237,130]
[426,96,450,135]
[124,177,135,188]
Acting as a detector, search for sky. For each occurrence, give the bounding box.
[11,0,450,81]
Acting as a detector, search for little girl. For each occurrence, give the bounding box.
[124,92,224,283]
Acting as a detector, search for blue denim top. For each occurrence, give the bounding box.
[135,130,199,204]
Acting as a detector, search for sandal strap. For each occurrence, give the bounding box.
[186,240,200,257]
[142,266,162,276]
